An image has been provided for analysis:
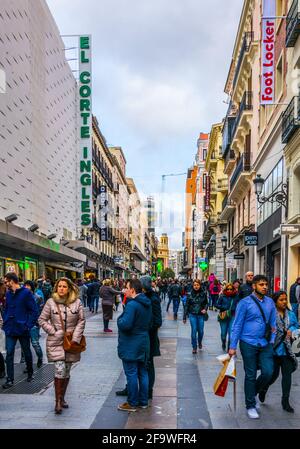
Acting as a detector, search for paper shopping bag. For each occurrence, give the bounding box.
[214,376,229,397]
[225,355,236,379]
[213,359,229,397]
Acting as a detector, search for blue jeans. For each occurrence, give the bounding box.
[219,316,234,345]
[189,314,205,349]
[291,303,298,320]
[239,340,274,409]
[90,296,99,313]
[122,360,149,406]
[30,326,43,361]
[172,298,180,316]
[6,335,33,382]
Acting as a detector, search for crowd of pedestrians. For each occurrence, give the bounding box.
[1,269,300,422]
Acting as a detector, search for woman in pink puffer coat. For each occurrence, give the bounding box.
[38,277,85,414]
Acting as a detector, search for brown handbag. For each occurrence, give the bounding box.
[56,304,86,354]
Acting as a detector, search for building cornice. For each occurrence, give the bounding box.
[92,116,114,166]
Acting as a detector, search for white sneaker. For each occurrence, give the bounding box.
[247,408,260,419]
[255,401,261,412]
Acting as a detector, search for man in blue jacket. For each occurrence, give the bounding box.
[117,278,152,412]
[2,272,39,389]
[229,274,276,420]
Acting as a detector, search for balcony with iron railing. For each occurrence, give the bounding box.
[231,91,253,142]
[230,153,251,191]
[220,194,235,221]
[224,148,236,175]
[286,0,300,47]
[282,96,300,144]
[233,31,254,88]
[222,113,236,156]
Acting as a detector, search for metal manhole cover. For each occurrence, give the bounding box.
[0,364,55,394]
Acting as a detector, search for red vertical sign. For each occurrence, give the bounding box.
[261,0,276,104]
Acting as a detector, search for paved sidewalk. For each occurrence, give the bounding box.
[0,301,300,429]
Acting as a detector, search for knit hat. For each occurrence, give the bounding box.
[140,275,152,292]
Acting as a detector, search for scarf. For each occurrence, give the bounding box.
[274,310,298,368]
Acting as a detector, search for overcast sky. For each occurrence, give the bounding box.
[47,0,242,249]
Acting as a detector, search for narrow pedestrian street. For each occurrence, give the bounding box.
[1,301,300,429]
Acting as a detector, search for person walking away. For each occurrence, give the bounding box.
[239,271,254,300]
[23,280,44,368]
[2,272,38,389]
[77,279,88,308]
[289,277,300,321]
[99,279,122,332]
[166,280,174,312]
[216,283,239,351]
[117,279,152,412]
[258,290,299,413]
[168,279,182,320]
[140,276,162,401]
[229,275,276,419]
[183,279,208,353]
[86,276,100,313]
[41,278,53,301]
[161,280,168,302]
[38,277,85,414]
[209,279,221,310]
[0,310,5,378]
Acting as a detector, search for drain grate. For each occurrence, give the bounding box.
[0,363,55,395]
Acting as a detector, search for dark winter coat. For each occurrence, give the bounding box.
[99,286,122,306]
[239,282,253,300]
[117,293,152,363]
[87,281,100,299]
[145,290,162,358]
[290,283,300,304]
[168,284,182,298]
[183,288,208,320]
[216,294,239,316]
[3,287,39,337]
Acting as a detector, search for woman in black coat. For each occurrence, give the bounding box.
[140,276,162,400]
[183,279,208,353]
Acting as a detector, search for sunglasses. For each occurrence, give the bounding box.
[226,288,234,291]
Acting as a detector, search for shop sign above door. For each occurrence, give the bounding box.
[281,224,300,235]
[244,232,258,246]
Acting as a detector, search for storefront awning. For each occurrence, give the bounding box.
[66,240,101,259]
[0,220,86,264]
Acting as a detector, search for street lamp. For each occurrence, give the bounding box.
[253,174,288,210]
[221,235,227,282]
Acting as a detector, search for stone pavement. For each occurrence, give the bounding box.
[0,301,300,429]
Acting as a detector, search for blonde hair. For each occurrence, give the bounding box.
[223,282,235,293]
[103,279,112,286]
[52,277,79,305]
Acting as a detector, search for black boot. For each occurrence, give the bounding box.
[282,397,294,413]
